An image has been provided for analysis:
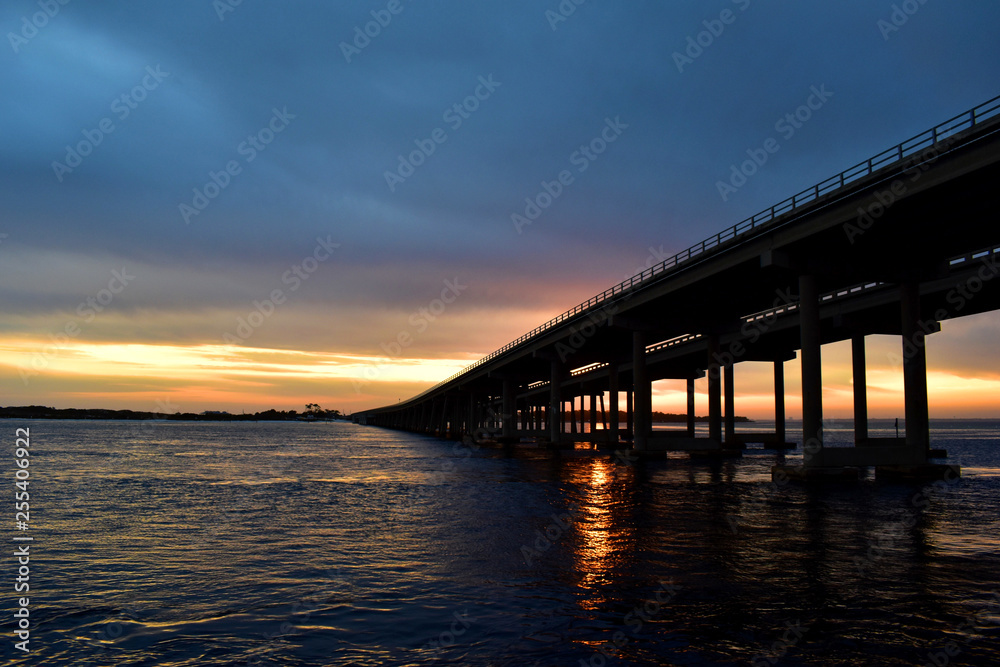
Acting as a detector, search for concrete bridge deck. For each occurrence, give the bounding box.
[354,94,1000,480]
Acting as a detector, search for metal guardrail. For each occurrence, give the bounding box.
[948,244,1000,267]
[570,362,608,377]
[381,94,1000,411]
[646,333,703,354]
[430,266,986,401]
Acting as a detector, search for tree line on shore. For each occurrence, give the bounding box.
[0,404,344,421]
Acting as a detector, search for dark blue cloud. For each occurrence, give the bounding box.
[2,0,999,328]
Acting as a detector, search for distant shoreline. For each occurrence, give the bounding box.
[3,406,996,423]
[0,406,342,422]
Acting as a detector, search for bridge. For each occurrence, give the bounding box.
[354,94,1000,480]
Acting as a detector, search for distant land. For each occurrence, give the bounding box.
[651,411,751,423]
[0,406,750,423]
[0,406,344,421]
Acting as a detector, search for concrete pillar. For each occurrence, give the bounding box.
[428,400,438,435]
[707,336,722,442]
[686,377,696,437]
[633,330,650,450]
[901,282,930,455]
[799,274,823,463]
[724,361,735,445]
[852,335,868,444]
[774,361,786,445]
[626,386,633,439]
[549,361,563,443]
[502,379,515,437]
[609,364,620,444]
[590,394,598,434]
[570,395,577,434]
[440,395,449,438]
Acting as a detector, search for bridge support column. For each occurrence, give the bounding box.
[686,377,696,437]
[569,394,578,435]
[549,361,563,444]
[774,361,786,445]
[428,399,438,436]
[440,395,450,438]
[626,388,633,440]
[633,331,650,451]
[600,393,607,433]
[502,379,515,438]
[852,335,868,444]
[609,364,620,444]
[800,274,824,466]
[590,394,598,435]
[901,282,930,457]
[724,360,736,445]
[707,336,722,443]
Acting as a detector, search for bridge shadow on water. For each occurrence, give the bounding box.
[454,433,1000,665]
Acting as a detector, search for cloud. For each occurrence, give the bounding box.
[3,0,1000,411]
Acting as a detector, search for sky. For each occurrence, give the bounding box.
[2,0,1000,418]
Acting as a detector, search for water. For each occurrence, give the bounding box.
[4,419,1000,665]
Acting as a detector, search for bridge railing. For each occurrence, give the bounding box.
[389,94,1000,410]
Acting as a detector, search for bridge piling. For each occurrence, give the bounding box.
[502,380,515,438]
[774,360,786,445]
[609,364,620,444]
[633,330,650,451]
[590,394,598,435]
[686,377,696,437]
[900,281,931,454]
[549,360,563,444]
[707,336,722,443]
[799,274,824,465]
[724,360,736,446]
[852,335,868,443]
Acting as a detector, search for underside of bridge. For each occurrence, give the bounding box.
[354,96,1000,481]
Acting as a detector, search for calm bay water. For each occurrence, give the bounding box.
[4,419,1000,665]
